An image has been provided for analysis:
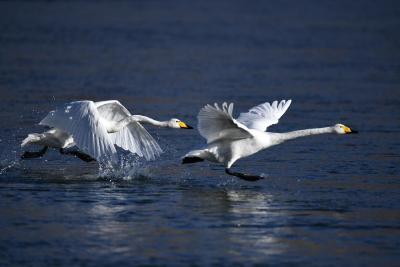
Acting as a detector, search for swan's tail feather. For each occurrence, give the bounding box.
[21,133,41,147]
[182,149,209,164]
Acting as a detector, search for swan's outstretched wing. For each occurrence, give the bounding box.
[237,100,292,131]
[95,100,131,122]
[198,102,252,144]
[39,101,117,161]
[96,100,162,160]
[108,122,163,160]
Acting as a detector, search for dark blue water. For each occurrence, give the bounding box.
[1,1,399,266]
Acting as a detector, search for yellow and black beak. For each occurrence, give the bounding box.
[344,125,358,134]
[178,121,193,129]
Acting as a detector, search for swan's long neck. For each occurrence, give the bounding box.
[109,115,168,133]
[272,126,335,144]
[131,115,169,127]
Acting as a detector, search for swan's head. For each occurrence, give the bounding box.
[168,118,193,129]
[334,124,358,134]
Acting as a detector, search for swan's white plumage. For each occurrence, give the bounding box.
[197,102,252,144]
[21,133,41,147]
[21,129,74,149]
[94,100,162,160]
[39,101,117,161]
[95,100,131,122]
[185,99,355,172]
[237,99,292,131]
[108,122,162,160]
[38,100,164,161]
[22,100,194,163]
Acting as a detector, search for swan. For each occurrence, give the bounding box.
[182,100,357,181]
[21,100,193,162]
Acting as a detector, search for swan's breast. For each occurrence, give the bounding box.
[43,129,75,148]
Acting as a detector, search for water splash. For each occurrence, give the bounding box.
[0,144,20,176]
[97,152,152,181]
[96,138,189,182]
[0,160,19,175]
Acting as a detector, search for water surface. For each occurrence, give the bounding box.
[0,1,399,266]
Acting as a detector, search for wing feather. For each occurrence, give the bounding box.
[237,99,292,131]
[96,100,162,160]
[40,100,163,162]
[95,100,131,122]
[198,102,252,144]
[39,101,117,161]
[108,122,163,161]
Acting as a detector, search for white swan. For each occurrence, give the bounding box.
[21,100,192,162]
[182,100,357,181]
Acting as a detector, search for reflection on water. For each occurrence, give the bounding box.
[1,160,400,265]
[225,190,285,258]
[82,187,286,264]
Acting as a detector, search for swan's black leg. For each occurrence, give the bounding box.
[225,168,264,181]
[72,152,96,162]
[182,156,204,164]
[59,149,96,162]
[21,146,48,159]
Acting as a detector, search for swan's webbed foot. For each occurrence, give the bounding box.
[225,168,264,182]
[21,146,48,159]
[59,149,96,162]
